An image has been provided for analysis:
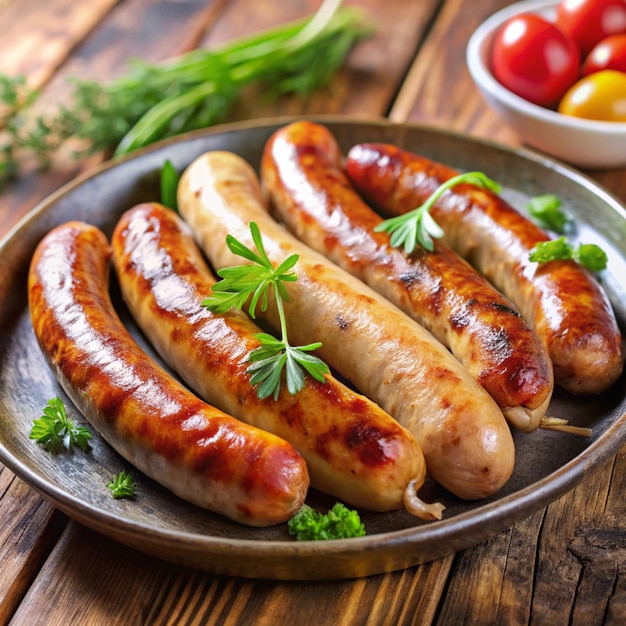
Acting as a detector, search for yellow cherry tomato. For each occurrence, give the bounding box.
[558,70,626,122]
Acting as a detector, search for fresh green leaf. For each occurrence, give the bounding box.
[288,503,366,540]
[528,236,573,263]
[160,160,179,211]
[528,194,570,233]
[107,470,137,499]
[29,397,92,453]
[203,222,329,400]
[529,236,608,271]
[573,243,608,272]
[375,171,501,253]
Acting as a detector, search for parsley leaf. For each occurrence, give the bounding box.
[203,222,329,400]
[29,397,92,453]
[529,236,608,272]
[107,470,137,499]
[527,194,570,233]
[288,503,366,540]
[160,160,179,211]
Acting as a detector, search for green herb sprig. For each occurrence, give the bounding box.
[527,194,571,233]
[288,503,365,541]
[160,160,180,211]
[203,222,329,400]
[107,470,137,499]
[0,0,372,189]
[529,236,608,272]
[29,397,92,453]
[375,172,502,253]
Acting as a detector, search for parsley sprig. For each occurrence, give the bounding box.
[527,194,571,233]
[375,172,502,253]
[529,236,608,272]
[203,222,329,400]
[107,470,137,499]
[160,160,180,211]
[29,397,92,453]
[288,503,365,540]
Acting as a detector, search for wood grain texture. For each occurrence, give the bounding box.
[432,447,626,625]
[0,0,120,85]
[390,0,517,143]
[10,521,454,625]
[0,0,224,238]
[0,470,66,625]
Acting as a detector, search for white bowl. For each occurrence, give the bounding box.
[466,0,626,169]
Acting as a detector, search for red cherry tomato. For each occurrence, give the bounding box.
[582,34,626,75]
[557,0,626,56]
[491,14,581,108]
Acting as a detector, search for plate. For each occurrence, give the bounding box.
[1,116,625,580]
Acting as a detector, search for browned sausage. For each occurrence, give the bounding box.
[111,202,442,518]
[260,121,554,433]
[345,143,623,395]
[28,221,309,526]
[177,150,516,501]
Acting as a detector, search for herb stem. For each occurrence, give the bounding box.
[274,281,290,346]
[375,171,501,253]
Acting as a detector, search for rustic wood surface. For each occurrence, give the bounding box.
[1,0,625,624]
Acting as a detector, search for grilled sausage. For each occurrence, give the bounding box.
[177,150,516,500]
[261,121,554,433]
[28,221,309,526]
[345,143,623,395]
[111,202,442,518]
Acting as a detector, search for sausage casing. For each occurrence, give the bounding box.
[345,143,623,395]
[261,121,554,433]
[177,150,516,501]
[28,221,309,526]
[111,202,441,518]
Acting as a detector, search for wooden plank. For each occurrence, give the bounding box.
[11,520,453,624]
[0,0,226,238]
[0,469,67,624]
[0,0,120,86]
[10,523,184,624]
[389,0,517,144]
[435,509,544,625]
[433,446,626,624]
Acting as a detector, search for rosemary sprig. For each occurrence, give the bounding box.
[375,172,502,253]
[202,222,329,400]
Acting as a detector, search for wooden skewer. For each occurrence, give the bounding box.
[539,416,593,438]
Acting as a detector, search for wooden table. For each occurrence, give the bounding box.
[1,0,625,623]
